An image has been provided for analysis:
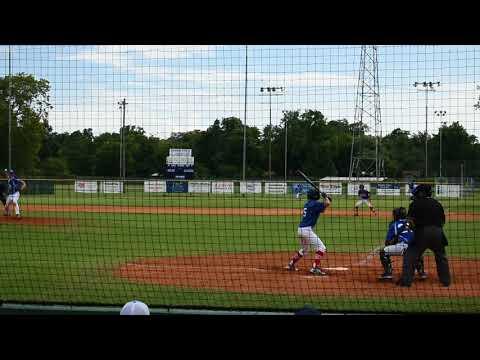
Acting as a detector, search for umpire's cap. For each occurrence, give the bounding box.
[307,189,320,200]
[412,184,432,198]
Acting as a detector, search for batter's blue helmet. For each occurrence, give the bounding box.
[307,189,320,200]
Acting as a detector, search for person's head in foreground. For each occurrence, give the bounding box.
[120,300,150,315]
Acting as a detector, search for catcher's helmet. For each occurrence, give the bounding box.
[359,184,365,190]
[392,207,407,221]
[412,184,432,198]
[307,189,320,200]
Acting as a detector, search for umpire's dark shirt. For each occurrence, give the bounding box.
[408,197,445,228]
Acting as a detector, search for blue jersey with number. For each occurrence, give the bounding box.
[385,219,414,245]
[8,176,22,194]
[299,200,326,228]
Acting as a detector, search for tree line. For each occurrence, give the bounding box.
[1,74,480,180]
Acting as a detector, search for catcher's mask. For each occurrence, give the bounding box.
[359,184,365,190]
[307,189,320,200]
[392,207,407,221]
[412,184,432,199]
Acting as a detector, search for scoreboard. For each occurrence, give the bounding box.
[166,164,194,179]
[165,149,195,179]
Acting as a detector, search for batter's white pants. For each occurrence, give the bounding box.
[383,242,408,256]
[6,191,20,215]
[355,199,373,208]
[297,227,326,255]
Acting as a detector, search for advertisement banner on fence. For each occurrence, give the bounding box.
[211,181,234,193]
[347,183,370,195]
[436,184,461,198]
[166,181,188,193]
[74,180,98,193]
[189,181,211,193]
[265,182,287,194]
[292,183,315,196]
[240,182,262,194]
[377,183,401,196]
[100,181,124,193]
[144,180,166,193]
[318,182,343,195]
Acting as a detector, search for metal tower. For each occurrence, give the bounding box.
[348,45,385,180]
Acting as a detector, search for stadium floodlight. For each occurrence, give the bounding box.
[414,81,440,178]
[435,110,447,178]
[259,86,285,180]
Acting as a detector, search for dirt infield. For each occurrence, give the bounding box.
[113,252,480,298]
[22,204,480,221]
[0,216,71,226]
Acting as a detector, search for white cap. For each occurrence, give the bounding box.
[120,300,150,315]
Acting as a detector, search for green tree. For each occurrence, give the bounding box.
[0,73,52,175]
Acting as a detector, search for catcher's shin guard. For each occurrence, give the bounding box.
[379,250,392,275]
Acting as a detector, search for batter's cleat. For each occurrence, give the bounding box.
[378,273,393,280]
[417,272,428,280]
[285,264,298,272]
[309,267,327,276]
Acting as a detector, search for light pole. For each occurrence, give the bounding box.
[260,86,284,180]
[414,81,440,178]
[435,110,447,178]
[118,98,128,179]
[242,45,248,181]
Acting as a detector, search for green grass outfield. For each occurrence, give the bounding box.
[1,185,480,314]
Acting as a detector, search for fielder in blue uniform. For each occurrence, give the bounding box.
[286,189,332,276]
[354,184,376,215]
[4,169,26,217]
[378,207,426,280]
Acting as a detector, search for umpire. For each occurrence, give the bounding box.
[398,184,451,287]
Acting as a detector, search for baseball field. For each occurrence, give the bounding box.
[1,181,480,314]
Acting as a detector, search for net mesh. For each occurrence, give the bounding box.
[1,45,479,313]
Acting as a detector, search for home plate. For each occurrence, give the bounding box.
[323,267,349,271]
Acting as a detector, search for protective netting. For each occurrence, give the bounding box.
[1,45,479,313]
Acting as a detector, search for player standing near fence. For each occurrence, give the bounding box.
[354,184,376,216]
[4,169,26,218]
[286,189,332,276]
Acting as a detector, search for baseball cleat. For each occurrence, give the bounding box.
[417,272,428,280]
[378,273,393,280]
[285,264,298,272]
[309,268,327,276]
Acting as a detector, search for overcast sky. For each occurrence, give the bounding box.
[2,45,480,139]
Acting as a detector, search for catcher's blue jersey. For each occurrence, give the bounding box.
[8,177,22,194]
[386,219,414,245]
[299,200,326,228]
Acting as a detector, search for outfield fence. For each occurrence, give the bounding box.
[2,45,480,313]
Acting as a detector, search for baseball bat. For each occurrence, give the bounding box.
[356,244,384,266]
[295,169,320,192]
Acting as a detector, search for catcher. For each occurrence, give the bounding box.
[378,207,427,280]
